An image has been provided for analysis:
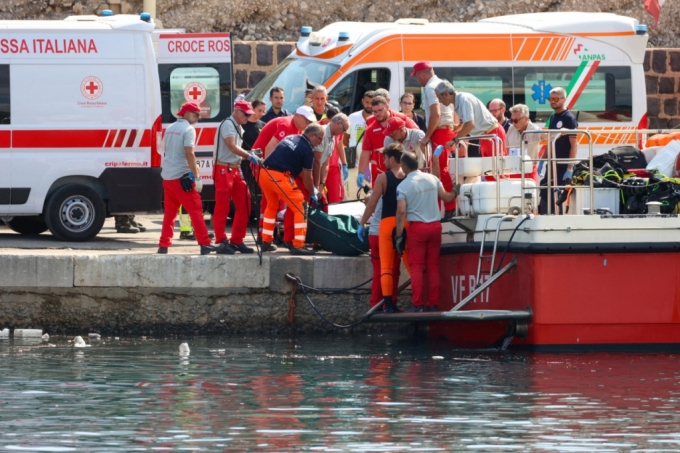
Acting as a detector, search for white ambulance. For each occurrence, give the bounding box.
[0,13,162,241]
[153,30,234,206]
[248,12,649,155]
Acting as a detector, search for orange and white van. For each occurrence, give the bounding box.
[248,12,649,157]
[0,13,162,241]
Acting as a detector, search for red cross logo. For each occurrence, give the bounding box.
[85,81,99,95]
[183,81,207,104]
[188,86,202,100]
[80,76,104,100]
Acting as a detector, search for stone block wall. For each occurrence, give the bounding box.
[644,49,680,130]
[232,41,295,93]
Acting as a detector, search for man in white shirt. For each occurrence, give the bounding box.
[345,90,374,174]
[411,61,458,216]
[213,100,262,254]
[158,102,216,255]
[395,151,458,311]
[506,103,545,159]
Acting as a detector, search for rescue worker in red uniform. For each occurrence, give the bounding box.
[212,100,261,254]
[252,106,315,242]
[158,102,217,255]
[259,124,325,255]
[358,143,411,313]
[412,61,460,218]
[357,94,418,189]
[395,151,459,311]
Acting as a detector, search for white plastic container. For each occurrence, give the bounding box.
[14,329,43,338]
[568,188,620,215]
[450,156,532,178]
[450,157,483,177]
[458,180,537,216]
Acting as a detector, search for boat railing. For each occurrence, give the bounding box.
[452,134,504,217]
[451,128,679,219]
[520,129,594,215]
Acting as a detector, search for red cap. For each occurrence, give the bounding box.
[234,100,255,115]
[176,102,201,116]
[410,60,433,77]
[382,117,405,137]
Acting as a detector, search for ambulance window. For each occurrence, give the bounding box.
[404,67,511,115]
[159,63,232,123]
[328,68,391,114]
[514,66,632,123]
[0,65,9,124]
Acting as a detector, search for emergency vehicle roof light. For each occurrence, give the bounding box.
[635,24,647,35]
[101,9,113,16]
[140,12,152,22]
[338,31,350,41]
[301,26,312,37]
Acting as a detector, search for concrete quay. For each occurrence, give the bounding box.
[0,215,409,335]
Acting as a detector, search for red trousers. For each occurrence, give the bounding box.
[479,124,508,157]
[431,128,456,211]
[368,234,400,307]
[283,176,327,244]
[213,165,251,245]
[159,179,211,248]
[407,221,442,307]
[260,170,307,248]
[326,164,345,203]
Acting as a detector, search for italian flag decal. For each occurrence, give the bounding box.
[565,59,601,109]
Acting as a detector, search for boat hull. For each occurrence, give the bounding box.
[430,249,680,349]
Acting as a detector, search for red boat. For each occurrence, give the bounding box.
[369,131,680,351]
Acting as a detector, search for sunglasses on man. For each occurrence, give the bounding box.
[549,97,564,103]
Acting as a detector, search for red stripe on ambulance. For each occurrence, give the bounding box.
[0,130,10,148]
[197,127,217,146]
[125,130,137,147]
[113,129,126,148]
[13,129,110,148]
[8,129,150,148]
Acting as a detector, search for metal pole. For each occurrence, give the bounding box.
[586,131,594,215]
[546,132,553,215]
[143,0,156,18]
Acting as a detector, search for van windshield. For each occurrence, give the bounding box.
[246,58,340,113]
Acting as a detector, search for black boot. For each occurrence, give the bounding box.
[383,297,401,314]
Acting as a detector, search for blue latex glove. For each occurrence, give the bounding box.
[247,151,263,166]
[356,172,365,188]
[433,145,444,158]
[357,225,366,243]
[187,171,195,183]
[563,169,573,182]
[309,195,319,205]
[342,164,349,181]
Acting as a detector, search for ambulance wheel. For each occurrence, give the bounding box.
[45,184,106,241]
[6,216,49,235]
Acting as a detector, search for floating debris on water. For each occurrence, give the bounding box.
[179,342,190,355]
[73,336,90,348]
[42,333,49,342]
[88,333,101,341]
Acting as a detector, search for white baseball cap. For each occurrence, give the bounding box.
[295,105,316,122]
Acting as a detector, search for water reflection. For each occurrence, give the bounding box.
[0,335,679,451]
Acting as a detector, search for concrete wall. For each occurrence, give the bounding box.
[0,254,408,335]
